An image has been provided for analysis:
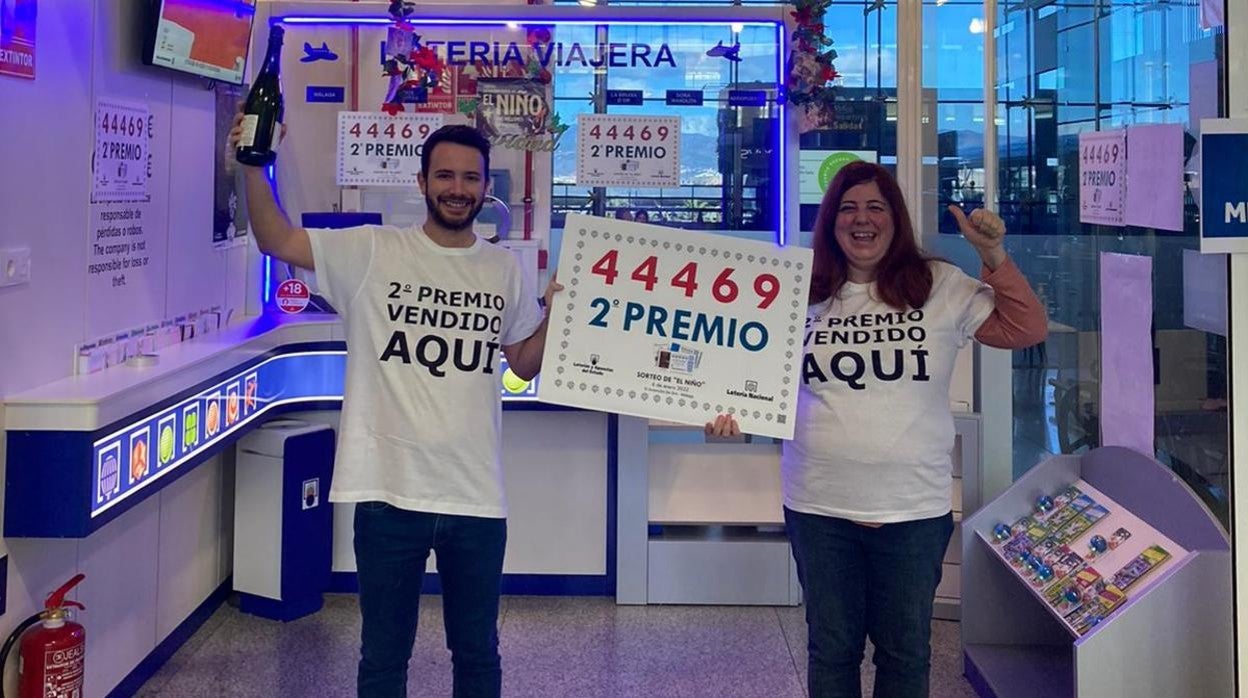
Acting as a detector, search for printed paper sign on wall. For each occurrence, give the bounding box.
[1124,124,1184,232]
[336,111,443,186]
[1078,129,1126,227]
[576,115,681,188]
[93,98,151,202]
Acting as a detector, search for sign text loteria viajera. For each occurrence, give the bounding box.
[422,40,677,69]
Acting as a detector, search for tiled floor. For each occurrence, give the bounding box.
[136,594,978,697]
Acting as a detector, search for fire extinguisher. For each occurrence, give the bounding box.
[0,574,86,698]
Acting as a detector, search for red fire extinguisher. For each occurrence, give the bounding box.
[0,574,86,698]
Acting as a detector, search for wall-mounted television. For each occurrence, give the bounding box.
[142,0,257,85]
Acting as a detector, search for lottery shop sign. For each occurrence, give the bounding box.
[337,111,443,186]
[576,115,681,188]
[539,214,811,439]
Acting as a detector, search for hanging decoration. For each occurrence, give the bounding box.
[523,26,555,85]
[381,2,449,115]
[787,0,841,133]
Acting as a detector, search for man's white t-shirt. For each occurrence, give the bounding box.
[781,261,994,523]
[307,225,544,519]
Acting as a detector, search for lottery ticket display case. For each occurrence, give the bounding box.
[960,446,1231,698]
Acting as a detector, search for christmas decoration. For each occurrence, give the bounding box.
[788,0,841,132]
[381,5,448,114]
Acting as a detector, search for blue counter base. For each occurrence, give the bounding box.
[107,577,233,698]
[329,572,612,597]
[238,591,325,623]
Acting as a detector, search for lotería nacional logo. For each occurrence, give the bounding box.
[573,353,614,376]
[726,379,775,403]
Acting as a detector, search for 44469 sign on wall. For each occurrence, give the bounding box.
[576,115,681,188]
[539,215,811,439]
[337,111,443,186]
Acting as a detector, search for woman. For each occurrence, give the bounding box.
[634,209,650,224]
[707,162,1046,697]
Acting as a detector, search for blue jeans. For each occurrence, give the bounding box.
[353,502,507,698]
[785,507,954,698]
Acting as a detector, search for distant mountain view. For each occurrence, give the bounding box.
[552,127,724,187]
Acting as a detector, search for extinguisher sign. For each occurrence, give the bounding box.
[45,643,85,694]
[275,279,311,314]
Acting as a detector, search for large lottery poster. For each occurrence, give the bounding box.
[539,214,811,439]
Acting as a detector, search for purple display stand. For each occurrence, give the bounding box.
[961,447,1231,698]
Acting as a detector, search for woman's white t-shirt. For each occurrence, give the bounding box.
[780,261,994,523]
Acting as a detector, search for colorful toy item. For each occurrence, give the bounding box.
[1035,495,1055,514]
[993,523,1012,542]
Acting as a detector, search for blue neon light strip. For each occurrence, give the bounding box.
[278,17,778,28]
[263,163,277,305]
[776,22,787,247]
[263,255,272,304]
[90,350,539,518]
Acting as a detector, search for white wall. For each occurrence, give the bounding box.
[0,2,245,695]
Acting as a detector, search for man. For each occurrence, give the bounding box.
[231,119,559,697]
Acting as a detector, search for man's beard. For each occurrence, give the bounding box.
[426,192,484,232]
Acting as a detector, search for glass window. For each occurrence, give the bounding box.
[994,0,1229,522]
[547,22,784,237]
[921,0,987,244]
[796,1,900,247]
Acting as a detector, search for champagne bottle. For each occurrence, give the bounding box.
[236,25,285,167]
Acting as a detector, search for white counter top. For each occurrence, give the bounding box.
[4,314,344,432]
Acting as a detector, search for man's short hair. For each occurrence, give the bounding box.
[420,124,491,180]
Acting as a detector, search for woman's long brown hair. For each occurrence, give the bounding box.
[808,161,933,310]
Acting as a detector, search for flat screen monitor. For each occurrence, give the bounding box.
[143,0,256,85]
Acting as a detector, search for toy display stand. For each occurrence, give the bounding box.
[961,446,1232,698]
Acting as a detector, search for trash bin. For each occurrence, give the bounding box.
[233,419,336,621]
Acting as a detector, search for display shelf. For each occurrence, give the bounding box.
[974,478,1186,638]
[961,447,1232,698]
[963,644,1073,698]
